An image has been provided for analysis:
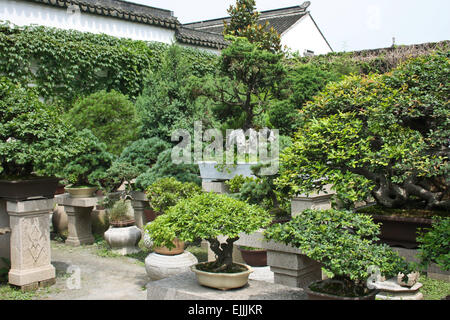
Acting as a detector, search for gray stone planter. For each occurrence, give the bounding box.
[104,225,141,255]
[145,251,198,280]
[198,161,257,182]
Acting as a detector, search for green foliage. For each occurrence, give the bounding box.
[224,0,281,53]
[267,63,342,135]
[0,22,218,105]
[145,192,272,268]
[416,217,450,271]
[66,90,139,155]
[194,36,286,130]
[57,129,114,187]
[0,77,71,178]
[134,149,201,191]
[264,209,411,285]
[276,52,450,210]
[108,199,132,223]
[419,275,450,300]
[145,177,202,214]
[136,44,217,141]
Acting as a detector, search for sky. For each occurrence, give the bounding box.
[129,0,450,52]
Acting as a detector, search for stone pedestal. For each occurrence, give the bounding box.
[6,199,56,289]
[55,194,98,246]
[201,181,229,194]
[291,185,335,217]
[130,191,151,230]
[0,200,11,269]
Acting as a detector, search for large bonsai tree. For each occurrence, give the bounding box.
[0,77,71,178]
[145,192,272,272]
[264,209,412,297]
[276,53,449,210]
[191,0,285,130]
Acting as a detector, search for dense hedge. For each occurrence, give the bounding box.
[0,21,218,105]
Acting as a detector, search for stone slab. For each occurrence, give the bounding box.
[147,271,306,300]
[6,198,55,215]
[55,194,100,208]
[370,278,423,300]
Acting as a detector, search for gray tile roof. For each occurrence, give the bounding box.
[175,27,228,49]
[21,0,180,29]
[183,2,311,36]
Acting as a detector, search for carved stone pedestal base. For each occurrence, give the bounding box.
[6,199,56,288]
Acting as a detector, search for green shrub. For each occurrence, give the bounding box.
[0,77,71,178]
[264,209,412,296]
[66,90,139,155]
[145,177,202,214]
[145,192,272,271]
[136,45,216,141]
[58,129,114,188]
[119,137,171,173]
[134,149,201,191]
[416,217,450,272]
[108,199,133,223]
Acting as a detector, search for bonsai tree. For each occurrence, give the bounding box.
[276,53,449,210]
[145,192,272,272]
[58,129,114,188]
[145,177,202,214]
[107,199,134,226]
[264,209,413,297]
[134,149,201,191]
[65,90,140,155]
[0,77,71,179]
[416,217,450,272]
[102,137,171,193]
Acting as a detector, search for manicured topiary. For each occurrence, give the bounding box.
[145,192,272,272]
[58,129,114,188]
[66,90,139,155]
[264,209,413,297]
[145,177,202,214]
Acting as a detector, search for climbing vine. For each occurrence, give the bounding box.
[0,21,218,106]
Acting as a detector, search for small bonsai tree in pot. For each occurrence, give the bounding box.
[104,198,141,255]
[60,129,114,198]
[264,209,415,300]
[145,192,272,290]
[144,177,202,255]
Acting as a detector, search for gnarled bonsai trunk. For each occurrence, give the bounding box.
[208,237,239,272]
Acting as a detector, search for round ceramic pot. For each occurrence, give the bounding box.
[145,251,198,280]
[191,262,253,290]
[65,186,97,198]
[153,238,185,255]
[305,280,378,300]
[52,204,68,234]
[238,246,267,267]
[104,225,142,255]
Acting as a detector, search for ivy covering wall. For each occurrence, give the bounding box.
[0,21,218,106]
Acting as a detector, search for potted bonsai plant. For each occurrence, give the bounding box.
[264,209,415,300]
[60,129,113,198]
[103,198,141,255]
[145,192,272,290]
[0,77,68,200]
[144,177,202,255]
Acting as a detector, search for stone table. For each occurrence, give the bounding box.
[55,194,100,246]
[2,198,56,290]
[147,271,306,300]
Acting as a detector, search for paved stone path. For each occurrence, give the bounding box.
[41,241,274,300]
[42,242,148,300]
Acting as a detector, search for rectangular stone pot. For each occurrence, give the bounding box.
[198,161,257,182]
[0,177,60,201]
